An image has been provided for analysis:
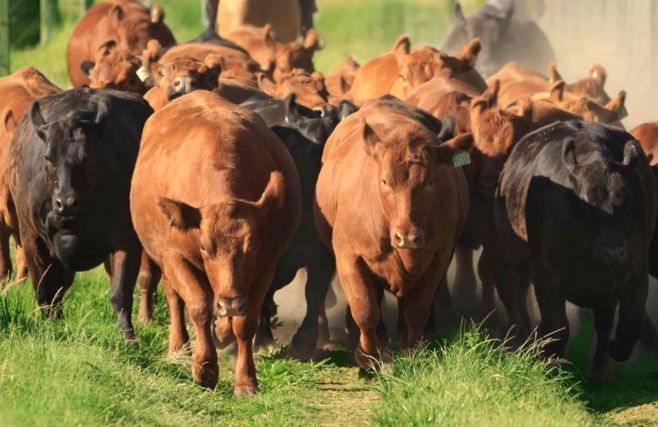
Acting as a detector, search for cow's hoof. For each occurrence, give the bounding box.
[354,346,392,371]
[123,331,139,346]
[254,333,276,353]
[234,383,259,396]
[590,358,616,382]
[287,339,316,361]
[193,365,218,390]
[168,343,191,361]
[138,312,154,324]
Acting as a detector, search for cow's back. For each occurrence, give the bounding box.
[217,0,301,42]
[132,90,301,265]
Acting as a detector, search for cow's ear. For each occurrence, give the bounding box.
[30,101,48,141]
[150,4,165,24]
[438,115,456,141]
[2,109,16,134]
[455,38,481,68]
[393,35,410,67]
[549,80,565,103]
[547,62,562,83]
[202,54,223,85]
[474,79,499,110]
[158,197,201,230]
[303,28,320,51]
[590,65,607,88]
[95,40,117,61]
[80,60,95,76]
[454,2,466,24]
[142,39,163,74]
[605,90,626,119]
[434,132,474,165]
[561,138,578,172]
[362,120,380,158]
[257,73,276,94]
[622,141,640,169]
[338,100,357,120]
[109,4,124,23]
[262,24,274,42]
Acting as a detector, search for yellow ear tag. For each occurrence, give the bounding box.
[136,66,151,82]
[452,151,471,168]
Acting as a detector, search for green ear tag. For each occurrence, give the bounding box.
[452,151,471,168]
[617,106,629,120]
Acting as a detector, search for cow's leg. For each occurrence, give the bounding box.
[639,310,658,355]
[345,305,359,350]
[590,301,616,380]
[404,260,445,349]
[254,292,275,351]
[14,242,28,282]
[453,245,477,316]
[336,256,385,369]
[165,253,217,389]
[0,221,13,280]
[137,253,161,324]
[289,250,334,360]
[231,264,276,396]
[610,272,648,362]
[477,250,497,321]
[163,277,190,357]
[431,276,455,335]
[22,235,73,318]
[534,270,568,358]
[495,261,530,341]
[108,247,140,342]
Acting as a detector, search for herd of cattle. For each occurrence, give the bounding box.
[2,0,658,395]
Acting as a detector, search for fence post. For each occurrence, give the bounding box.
[40,0,58,44]
[0,0,8,76]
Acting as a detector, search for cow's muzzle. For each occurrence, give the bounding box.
[392,230,425,250]
[215,296,248,317]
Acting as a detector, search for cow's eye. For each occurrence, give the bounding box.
[158,70,166,78]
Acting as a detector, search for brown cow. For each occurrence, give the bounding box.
[631,122,658,166]
[535,81,626,128]
[406,89,472,136]
[458,82,580,326]
[130,90,301,392]
[314,96,471,367]
[88,41,147,94]
[0,67,60,281]
[217,0,302,42]
[325,56,360,101]
[223,24,319,80]
[258,69,328,109]
[548,63,611,105]
[349,36,486,103]
[66,0,175,87]
[485,62,550,108]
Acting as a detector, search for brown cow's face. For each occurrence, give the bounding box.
[396,39,485,97]
[158,172,284,317]
[363,123,472,250]
[272,29,320,80]
[258,69,328,109]
[88,42,146,94]
[154,56,221,100]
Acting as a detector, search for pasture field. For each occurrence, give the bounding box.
[3,0,658,426]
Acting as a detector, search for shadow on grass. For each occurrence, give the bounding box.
[566,311,658,415]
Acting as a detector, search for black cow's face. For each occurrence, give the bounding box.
[562,138,640,265]
[30,101,105,220]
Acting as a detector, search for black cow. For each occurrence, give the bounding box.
[494,120,657,379]
[441,0,554,78]
[241,94,355,359]
[7,87,152,342]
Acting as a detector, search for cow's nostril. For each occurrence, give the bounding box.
[54,199,63,212]
[395,233,404,246]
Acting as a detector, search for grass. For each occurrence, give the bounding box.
[5,0,658,425]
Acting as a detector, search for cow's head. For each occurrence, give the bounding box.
[362,115,473,250]
[272,28,320,80]
[258,68,328,109]
[469,80,526,197]
[88,40,148,94]
[395,37,486,97]
[548,63,611,105]
[548,80,625,127]
[107,2,174,57]
[153,55,222,100]
[29,99,106,222]
[561,135,641,265]
[158,172,285,317]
